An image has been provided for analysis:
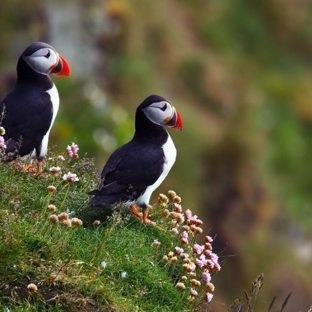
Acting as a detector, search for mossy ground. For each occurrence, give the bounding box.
[0,154,195,312]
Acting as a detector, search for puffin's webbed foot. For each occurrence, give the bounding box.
[36,159,44,175]
[142,206,151,223]
[22,163,37,173]
[130,204,151,223]
[22,159,44,176]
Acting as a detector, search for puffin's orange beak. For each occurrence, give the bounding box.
[164,107,183,130]
[51,54,70,76]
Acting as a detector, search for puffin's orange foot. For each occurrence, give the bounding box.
[22,164,37,173]
[130,204,152,223]
[142,207,151,224]
[22,160,44,176]
[36,160,44,175]
[130,204,143,220]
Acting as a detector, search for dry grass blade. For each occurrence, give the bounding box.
[228,274,264,312]
[268,296,277,312]
[228,298,244,312]
[280,292,292,312]
[249,273,264,311]
[244,290,252,312]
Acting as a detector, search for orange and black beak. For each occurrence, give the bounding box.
[51,54,70,76]
[164,107,183,130]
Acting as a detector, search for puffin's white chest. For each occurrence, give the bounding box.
[136,134,177,206]
[46,84,60,126]
[159,135,177,183]
[38,84,59,158]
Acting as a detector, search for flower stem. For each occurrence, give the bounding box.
[59,183,70,211]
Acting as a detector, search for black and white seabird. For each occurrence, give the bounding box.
[0,41,70,173]
[89,95,183,223]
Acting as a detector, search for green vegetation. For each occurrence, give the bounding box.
[0,154,222,311]
[0,154,294,312]
[0,157,181,311]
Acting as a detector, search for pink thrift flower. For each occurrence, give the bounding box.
[66,142,79,158]
[207,259,214,269]
[205,235,213,243]
[175,213,185,223]
[201,271,211,283]
[63,172,79,182]
[189,215,203,225]
[49,166,62,174]
[182,231,189,239]
[180,253,189,259]
[0,136,7,150]
[175,247,184,255]
[199,254,209,267]
[204,292,214,303]
[181,230,189,244]
[193,243,204,255]
[204,249,212,257]
[195,258,204,268]
[181,237,188,244]
[194,217,203,225]
[190,288,198,297]
[58,155,65,161]
[214,262,221,271]
[210,252,220,267]
[174,203,183,212]
[151,239,161,248]
[185,209,192,220]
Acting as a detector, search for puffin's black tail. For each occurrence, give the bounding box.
[88,182,129,208]
[89,193,107,208]
[88,189,122,208]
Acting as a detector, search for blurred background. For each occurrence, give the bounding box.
[0,0,312,310]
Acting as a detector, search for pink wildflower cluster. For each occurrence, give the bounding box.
[157,190,221,304]
[49,166,62,176]
[66,142,79,159]
[46,142,80,181]
[0,135,6,150]
[63,171,79,183]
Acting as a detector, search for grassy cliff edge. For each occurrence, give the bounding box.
[0,153,222,312]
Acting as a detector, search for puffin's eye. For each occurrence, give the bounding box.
[44,51,50,58]
[160,103,167,111]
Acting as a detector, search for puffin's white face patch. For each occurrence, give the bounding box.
[143,101,174,126]
[23,48,58,75]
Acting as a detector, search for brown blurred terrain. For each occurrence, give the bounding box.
[0,0,312,310]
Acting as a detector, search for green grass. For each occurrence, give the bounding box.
[0,153,294,312]
[0,154,196,312]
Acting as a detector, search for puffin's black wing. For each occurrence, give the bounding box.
[0,85,53,157]
[89,141,164,207]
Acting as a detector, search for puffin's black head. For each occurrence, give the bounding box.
[19,42,70,76]
[137,95,183,130]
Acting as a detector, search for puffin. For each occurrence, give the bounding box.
[89,95,183,223]
[0,41,70,173]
